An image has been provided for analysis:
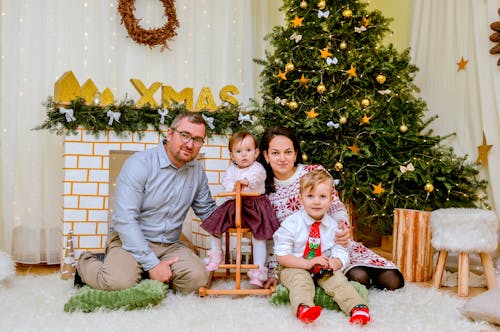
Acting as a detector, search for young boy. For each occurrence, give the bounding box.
[273,169,370,324]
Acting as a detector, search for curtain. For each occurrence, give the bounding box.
[409,0,500,214]
[0,0,283,263]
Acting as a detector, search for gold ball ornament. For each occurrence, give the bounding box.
[342,8,353,18]
[334,162,343,171]
[399,124,408,133]
[361,98,370,108]
[300,0,308,9]
[285,62,295,72]
[339,41,347,50]
[317,83,326,94]
[317,0,326,10]
[287,100,299,110]
[375,74,386,84]
[339,116,347,124]
[424,183,434,193]
[302,153,308,162]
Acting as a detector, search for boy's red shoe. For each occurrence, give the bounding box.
[349,305,370,325]
[297,304,322,323]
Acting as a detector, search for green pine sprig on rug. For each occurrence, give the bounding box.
[64,279,169,313]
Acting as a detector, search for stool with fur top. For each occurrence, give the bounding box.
[430,208,498,297]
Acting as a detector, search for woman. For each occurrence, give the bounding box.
[259,126,404,291]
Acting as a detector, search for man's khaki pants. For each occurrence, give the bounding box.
[77,232,209,293]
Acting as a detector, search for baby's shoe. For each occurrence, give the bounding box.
[297,304,322,323]
[349,304,370,325]
[247,267,268,287]
[204,250,223,271]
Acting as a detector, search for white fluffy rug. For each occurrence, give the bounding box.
[0,274,496,332]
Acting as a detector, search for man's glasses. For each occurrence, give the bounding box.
[171,128,205,147]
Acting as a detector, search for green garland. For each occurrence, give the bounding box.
[36,96,261,138]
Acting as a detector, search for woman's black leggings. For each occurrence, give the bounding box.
[345,266,405,290]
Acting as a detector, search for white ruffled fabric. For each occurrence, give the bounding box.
[0,251,15,282]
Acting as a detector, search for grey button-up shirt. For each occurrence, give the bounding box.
[110,142,216,271]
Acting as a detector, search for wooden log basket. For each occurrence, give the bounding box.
[392,208,434,282]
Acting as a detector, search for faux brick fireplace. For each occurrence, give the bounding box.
[62,127,230,260]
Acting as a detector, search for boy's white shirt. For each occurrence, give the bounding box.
[273,209,350,272]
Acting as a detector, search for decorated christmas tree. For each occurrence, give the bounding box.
[254,0,489,236]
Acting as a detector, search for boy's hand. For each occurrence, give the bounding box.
[307,256,329,270]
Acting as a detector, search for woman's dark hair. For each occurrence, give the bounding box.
[258,126,303,194]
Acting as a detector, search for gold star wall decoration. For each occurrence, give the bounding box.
[275,70,287,82]
[372,182,385,194]
[456,56,469,71]
[305,107,319,119]
[291,15,304,28]
[320,47,333,59]
[345,65,357,78]
[476,132,493,166]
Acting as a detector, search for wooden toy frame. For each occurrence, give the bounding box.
[199,181,275,296]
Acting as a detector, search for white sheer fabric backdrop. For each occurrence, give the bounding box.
[0,0,282,263]
[410,0,499,214]
[2,0,499,264]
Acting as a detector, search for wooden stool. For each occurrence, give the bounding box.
[430,208,498,297]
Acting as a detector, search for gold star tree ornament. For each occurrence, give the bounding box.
[291,15,304,28]
[320,47,333,59]
[372,182,385,195]
[275,70,287,82]
[345,65,357,78]
[359,114,372,125]
[306,108,319,119]
[476,132,493,166]
[347,144,360,153]
[299,74,310,87]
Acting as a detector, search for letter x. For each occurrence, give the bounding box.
[130,79,162,108]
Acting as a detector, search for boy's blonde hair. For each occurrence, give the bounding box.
[299,169,334,194]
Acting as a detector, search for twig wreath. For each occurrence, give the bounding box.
[490,8,500,66]
[118,0,179,50]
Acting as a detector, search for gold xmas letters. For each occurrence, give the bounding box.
[54,71,240,110]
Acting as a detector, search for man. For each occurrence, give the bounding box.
[77,111,217,293]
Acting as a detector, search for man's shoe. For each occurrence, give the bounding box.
[73,268,85,288]
[297,304,322,323]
